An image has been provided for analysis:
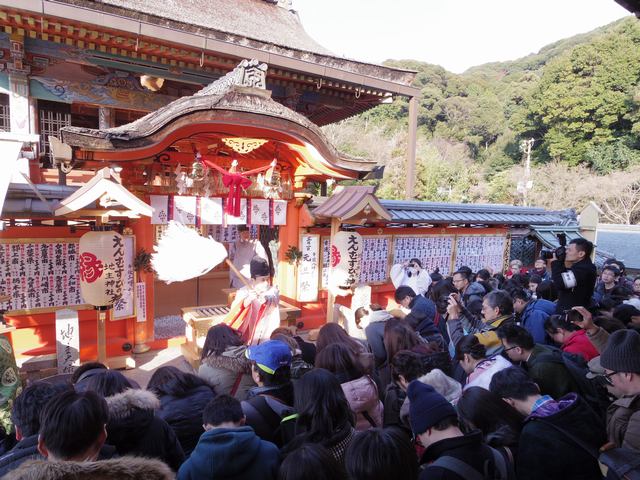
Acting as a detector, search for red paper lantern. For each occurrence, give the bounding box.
[79,230,125,307]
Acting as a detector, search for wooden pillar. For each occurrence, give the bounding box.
[326,217,340,323]
[405,96,418,200]
[277,200,300,300]
[131,215,154,351]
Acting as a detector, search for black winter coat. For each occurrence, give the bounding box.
[0,435,117,477]
[156,384,216,457]
[405,295,440,339]
[517,394,606,480]
[551,257,597,313]
[105,389,185,472]
[419,431,509,480]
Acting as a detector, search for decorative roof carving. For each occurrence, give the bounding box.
[61,60,377,175]
[195,59,267,97]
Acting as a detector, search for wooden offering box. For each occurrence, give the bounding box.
[180,300,301,369]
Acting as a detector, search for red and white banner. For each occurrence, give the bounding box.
[329,231,362,297]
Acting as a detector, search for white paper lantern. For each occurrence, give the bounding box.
[79,230,125,307]
[329,231,362,297]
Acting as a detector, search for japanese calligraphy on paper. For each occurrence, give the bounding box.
[393,236,455,276]
[329,231,362,297]
[359,237,390,284]
[297,235,319,302]
[454,235,507,274]
[0,241,83,311]
[55,309,80,374]
[113,236,135,320]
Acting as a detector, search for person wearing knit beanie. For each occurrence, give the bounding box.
[601,330,640,374]
[407,381,457,436]
[599,329,640,453]
[407,380,509,479]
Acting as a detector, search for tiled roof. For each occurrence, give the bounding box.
[53,0,417,86]
[381,200,566,226]
[595,228,640,270]
[310,197,569,226]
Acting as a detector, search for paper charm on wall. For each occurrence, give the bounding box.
[202,158,276,217]
[329,231,363,297]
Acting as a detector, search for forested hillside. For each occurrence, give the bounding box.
[323,16,640,224]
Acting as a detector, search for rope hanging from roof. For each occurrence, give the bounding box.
[202,158,276,217]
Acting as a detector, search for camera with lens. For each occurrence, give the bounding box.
[539,233,567,262]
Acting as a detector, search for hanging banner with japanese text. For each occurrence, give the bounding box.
[329,231,362,297]
[136,282,147,323]
[55,309,80,374]
[113,235,135,320]
[150,195,169,225]
[297,235,320,302]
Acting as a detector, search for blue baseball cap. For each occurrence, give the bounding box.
[246,340,292,375]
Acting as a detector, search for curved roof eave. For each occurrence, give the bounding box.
[61,86,375,178]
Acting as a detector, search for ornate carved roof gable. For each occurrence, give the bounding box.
[195,59,267,97]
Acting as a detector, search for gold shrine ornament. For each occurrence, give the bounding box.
[221,137,269,154]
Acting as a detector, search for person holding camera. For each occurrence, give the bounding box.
[547,237,597,314]
[390,258,431,297]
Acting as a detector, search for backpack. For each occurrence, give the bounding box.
[600,448,640,480]
[427,446,511,480]
[246,395,296,447]
[530,347,610,420]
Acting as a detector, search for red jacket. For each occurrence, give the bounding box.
[563,329,599,361]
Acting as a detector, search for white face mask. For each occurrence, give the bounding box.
[406,267,418,277]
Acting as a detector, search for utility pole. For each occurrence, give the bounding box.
[517,138,534,206]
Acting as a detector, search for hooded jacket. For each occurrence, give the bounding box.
[105,389,185,471]
[155,384,216,457]
[340,375,384,430]
[520,301,550,344]
[0,435,117,477]
[517,394,605,480]
[399,369,461,428]
[364,310,393,369]
[177,426,279,480]
[3,456,173,480]
[198,345,254,400]
[461,282,486,307]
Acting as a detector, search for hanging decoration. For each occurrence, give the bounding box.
[257,158,282,199]
[221,137,268,154]
[202,158,276,217]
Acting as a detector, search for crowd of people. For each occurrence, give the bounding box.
[0,237,639,479]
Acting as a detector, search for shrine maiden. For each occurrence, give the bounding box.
[228,226,268,288]
[227,257,279,345]
[390,258,431,296]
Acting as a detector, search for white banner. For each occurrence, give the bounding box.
[200,197,223,225]
[329,231,362,297]
[297,235,320,302]
[55,309,80,374]
[150,195,169,225]
[173,196,197,225]
[225,198,247,225]
[273,200,287,225]
[250,199,271,225]
[136,282,147,323]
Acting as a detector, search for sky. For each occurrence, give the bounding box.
[295,0,631,73]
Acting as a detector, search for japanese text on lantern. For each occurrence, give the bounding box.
[297,235,319,302]
[107,234,125,306]
[346,234,359,287]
